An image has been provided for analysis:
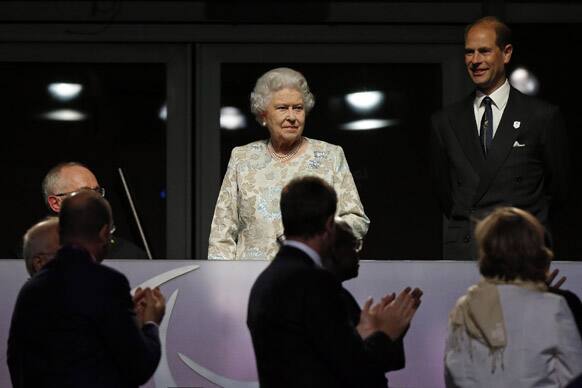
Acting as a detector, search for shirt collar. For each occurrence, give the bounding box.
[474,78,510,111]
[283,240,322,268]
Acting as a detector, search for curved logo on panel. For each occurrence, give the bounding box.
[132,265,259,388]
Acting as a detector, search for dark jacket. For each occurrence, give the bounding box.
[247,245,400,388]
[7,245,160,388]
[430,87,568,258]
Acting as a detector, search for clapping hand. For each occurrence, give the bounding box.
[357,287,423,340]
[133,287,166,327]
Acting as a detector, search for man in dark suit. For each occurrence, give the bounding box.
[7,190,165,388]
[430,16,568,259]
[247,176,421,388]
[323,218,422,374]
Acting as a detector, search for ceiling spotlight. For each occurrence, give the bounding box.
[47,82,83,102]
[42,109,87,121]
[510,67,540,96]
[159,104,167,121]
[345,91,385,112]
[339,118,399,131]
[220,106,247,130]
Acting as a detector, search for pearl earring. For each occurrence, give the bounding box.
[262,121,266,127]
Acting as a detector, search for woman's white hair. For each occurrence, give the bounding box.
[250,67,315,123]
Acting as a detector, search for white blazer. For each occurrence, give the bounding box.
[445,285,582,388]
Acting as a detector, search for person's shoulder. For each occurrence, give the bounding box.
[505,285,575,315]
[91,261,129,285]
[232,140,267,156]
[433,93,473,119]
[306,137,344,156]
[227,140,268,166]
[306,137,337,149]
[107,236,148,259]
[509,86,558,112]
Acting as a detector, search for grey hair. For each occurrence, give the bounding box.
[250,67,315,123]
[41,161,89,205]
[22,216,59,276]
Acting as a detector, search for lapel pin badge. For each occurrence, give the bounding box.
[513,121,521,129]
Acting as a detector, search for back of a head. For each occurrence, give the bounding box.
[280,176,337,239]
[476,207,552,282]
[329,218,360,281]
[59,190,112,245]
[22,217,59,276]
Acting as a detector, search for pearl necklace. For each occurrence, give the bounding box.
[268,137,304,162]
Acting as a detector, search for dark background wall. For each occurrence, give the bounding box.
[1,1,581,260]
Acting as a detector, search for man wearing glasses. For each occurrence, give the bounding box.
[41,162,148,260]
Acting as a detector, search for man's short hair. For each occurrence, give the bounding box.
[465,16,512,50]
[42,161,90,204]
[280,176,337,239]
[476,207,552,282]
[22,217,59,276]
[59,190,113,244]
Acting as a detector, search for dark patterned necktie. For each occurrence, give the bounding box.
[480,96,493,156]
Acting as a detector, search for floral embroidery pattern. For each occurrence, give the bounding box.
[208,137,369,260]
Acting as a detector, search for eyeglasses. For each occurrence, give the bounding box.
[54,186,105,198]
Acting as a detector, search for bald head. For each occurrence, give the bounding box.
[23,217,59,276]
[59,190,113,261]
[43,162,100,213]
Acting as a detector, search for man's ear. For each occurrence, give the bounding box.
[98,224,110,243]
[503,43,513,64]
[324,215,336,239]
[32,256,45,273]
[47,196,61,213]
[326,216,335,230]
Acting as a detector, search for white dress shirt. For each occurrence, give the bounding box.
[474,78,511,137]
[284,240,323,268]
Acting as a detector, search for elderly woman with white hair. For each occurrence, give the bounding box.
[208,67,369,260]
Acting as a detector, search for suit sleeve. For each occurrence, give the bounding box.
[343,288,405,371]
[303,272,398,386]
[333,146,370,239]
[208,149,240,260]
[97,272,161,386]
[429,112,453,218]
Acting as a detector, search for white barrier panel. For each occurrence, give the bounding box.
[1,259,581,388]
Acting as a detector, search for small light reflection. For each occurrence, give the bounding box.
[510,67,540,96]
[159,104,167,121]
[220,106,247,130]
[42,109,87,121]
[47,83,83,102]
[340,118,399,131]
[345,91,384,112]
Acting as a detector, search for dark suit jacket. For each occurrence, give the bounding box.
[247,245,400,388]
[567,373,582,388]
[7,245,161,388]
[107,235,149,259]
[430,86,568,259]
[340,287,405,372]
